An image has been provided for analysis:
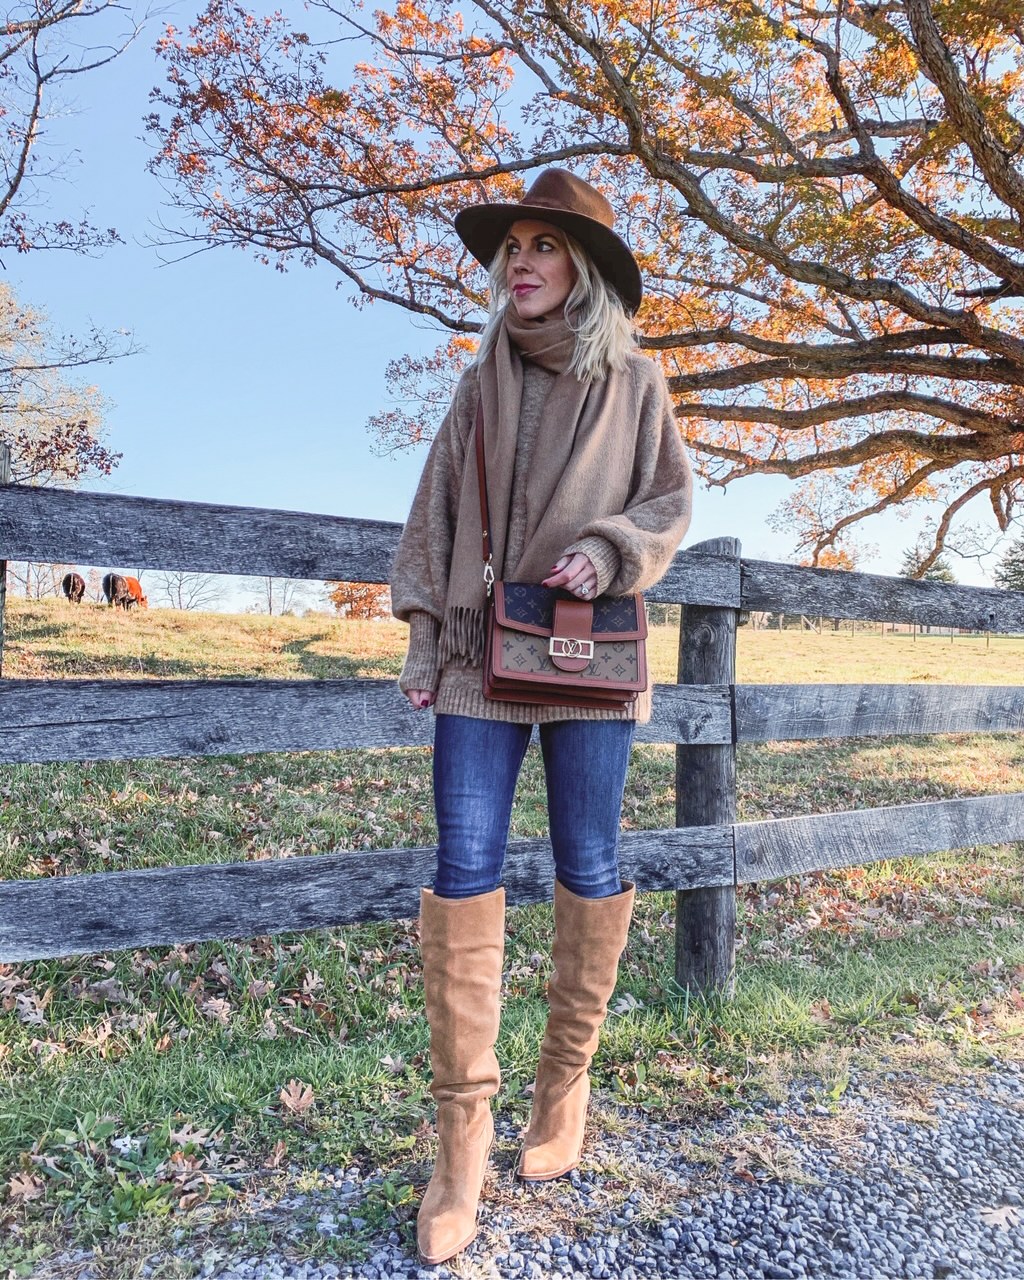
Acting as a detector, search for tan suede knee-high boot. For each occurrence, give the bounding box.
[517,879,634,1182]
[417,886,505,1265]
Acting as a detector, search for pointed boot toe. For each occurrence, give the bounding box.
[417,1107,493,1264]
[417,1216,478,1267]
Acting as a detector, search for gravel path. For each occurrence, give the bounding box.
[57,1058,1024,1280]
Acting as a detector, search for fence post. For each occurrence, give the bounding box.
[675,536,739,996]
[0,442,9,677]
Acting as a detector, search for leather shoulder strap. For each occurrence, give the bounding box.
[473,398,495,592]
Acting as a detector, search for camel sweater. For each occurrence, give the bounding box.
[392,355,693,723]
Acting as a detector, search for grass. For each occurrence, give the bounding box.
[0,596,1022,1273]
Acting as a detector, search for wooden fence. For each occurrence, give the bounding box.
[2,445,1024,992]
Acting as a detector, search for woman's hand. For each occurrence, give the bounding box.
[543,552,598,599]
[406,689,436,710]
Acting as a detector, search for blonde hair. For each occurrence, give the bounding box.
[475,227,637,380]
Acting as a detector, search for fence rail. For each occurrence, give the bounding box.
[4,480,1024,624]
[5,678,1024,765]
[2,466,1023,984]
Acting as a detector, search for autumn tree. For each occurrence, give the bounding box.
[326,580,392,619]
[150,0,1024,569]
[0,283,123,484]
[0,3,142,487]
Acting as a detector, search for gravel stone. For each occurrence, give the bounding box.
[33,1060,1024,1280]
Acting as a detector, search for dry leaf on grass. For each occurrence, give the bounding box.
[279,1079,314,1115]
[7,1171,45,1201]
[169,1124,212,1148]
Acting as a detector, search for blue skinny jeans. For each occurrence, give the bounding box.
[431,713,636,900]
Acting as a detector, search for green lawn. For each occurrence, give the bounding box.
[0,596,1021,1272]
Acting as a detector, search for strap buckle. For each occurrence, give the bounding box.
[483,557,495,597]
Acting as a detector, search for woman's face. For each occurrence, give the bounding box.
[505,218,576,320]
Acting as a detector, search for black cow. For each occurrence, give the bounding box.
[62,572,85,604]
[102,572,132,610]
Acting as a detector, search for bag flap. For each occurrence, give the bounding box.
[493,582,647,640]
[549,597,593,672]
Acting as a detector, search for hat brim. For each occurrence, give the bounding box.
[454,201,643,313]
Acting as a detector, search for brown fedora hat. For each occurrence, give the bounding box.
[454,168,643,313]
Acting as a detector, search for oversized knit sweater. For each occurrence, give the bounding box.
[391,352,693,723]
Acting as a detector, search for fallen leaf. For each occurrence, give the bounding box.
[200,998,232,1026]
[610,992,644,1015]
[85,978,126,1004]
[169,1124,212,1148]
[7,1171,44,1201]
[279,1079,314,1115]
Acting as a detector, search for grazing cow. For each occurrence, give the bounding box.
[124,576,148,609]
[102,572,131,610]
[62,572,85,604]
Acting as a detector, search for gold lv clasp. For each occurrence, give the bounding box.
[549,636,594,660]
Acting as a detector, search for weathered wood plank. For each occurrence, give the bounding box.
[637,682,733,745]
[10,675,1024,763]
[0,677,432,761]
[0,485,403,582]
[645,547,740,607]
[675,537,739,995]
[742,559,1024,632]
[0,824,734,961]
[6,480,1023,626]
[0,483,739,603]
[0,678,732,763]
[736,793,1024,884]
[735,683,1024,742]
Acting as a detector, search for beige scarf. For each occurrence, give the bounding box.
[438,305,633,665]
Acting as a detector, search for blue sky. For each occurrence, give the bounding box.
[8,1,1002,609]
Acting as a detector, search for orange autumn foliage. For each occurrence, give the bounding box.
[149,0,1024,571]
[327,581,392,620]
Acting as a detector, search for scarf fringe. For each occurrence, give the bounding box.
[439,605,486,666]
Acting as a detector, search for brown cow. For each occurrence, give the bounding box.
[124,576,148,609]
[62,572,85,603]
[102,573,130,610]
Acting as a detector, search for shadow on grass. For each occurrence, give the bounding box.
[281,635,378,680]
[20,649,225,680]
[6,621,76,642]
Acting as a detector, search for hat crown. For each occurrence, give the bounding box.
[519,169,615,232]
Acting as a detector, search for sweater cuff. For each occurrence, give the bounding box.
[398,612,441,694]
[565,535,622,596]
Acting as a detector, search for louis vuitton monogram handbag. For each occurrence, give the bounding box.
[474,405,648,711]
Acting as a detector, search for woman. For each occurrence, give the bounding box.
[391,169,693,1266]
